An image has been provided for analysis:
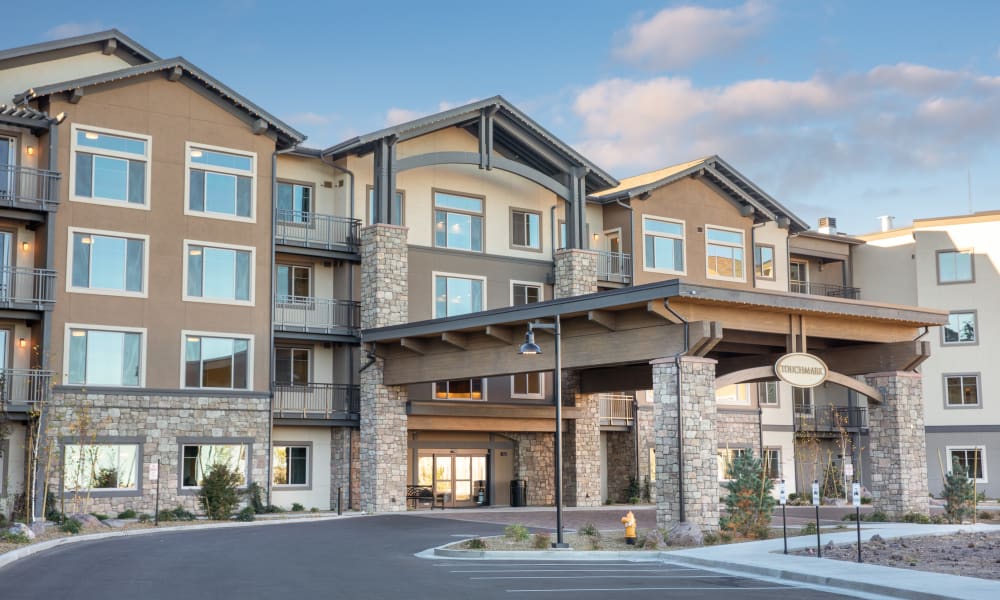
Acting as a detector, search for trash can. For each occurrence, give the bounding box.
[474,480,488,506]
[510,479,527,507]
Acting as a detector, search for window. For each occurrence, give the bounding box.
[789,260,809,293]
[642,216,684,273]
[277,264,311,303]
[943,311,977,345]
[275,347,309,385]
[184,333,252,390]
[181,444,248,488]
[185,241,254,304]
[186,143,255,220]
[63,443,139,491]
[937,250,973,284]
[273,445,309,486]
[71,125,150,208]
[277,182,312,223]
[434,191,482,251]
[66,326,143,386]
[511,282,542,306]
[366,187,405,225]
[793,388,813,415]
[706,226,745,281]
[434,379,484,400]
[717,448,749,480]
[69,229,147,296]
[754,244,775,279]
[944,374,980,407]
[511,373,544,399]
[758,381,779,406]
[947,447,986,482]
[434,273,484,318]
[763,448,781,480]
[511,209,541,250]
[716,384,750,405]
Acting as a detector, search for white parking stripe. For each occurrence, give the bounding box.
[506,586,789,593]
[475,575,738,580]
[451,569,698,573]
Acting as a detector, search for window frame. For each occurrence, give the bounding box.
[705,224,746,282]
[936,249,975,284]
[641,215,686,275]
[276,180,315,225]
[177,438,252,492]
[276,263,313,304]
[510,280,544,306]
[180,330,255,391]
[510,207,543,252]
[272,441,312,489]
[60,437,143,497]
[716,383,751,406]
[66,226,149,298]
[365,185,406,226]
[793,387,813,415]
[69,123,152,210]
[754,243,776,280]
[758,381,779,407]
[63,323,147,388]
[942,310,978,346]
[274,345,311,386]
[433,378,486,401]
[182,239,256,306]
[511,372,545,400]
[946,445,988,483]
[432,188,484,252]
[184,142,257,223]
[717,447,751,481]
[943,373,981,408]
[432,271,486,319]
[763,447,781,480]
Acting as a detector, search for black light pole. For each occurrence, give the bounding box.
[519,315,568,548]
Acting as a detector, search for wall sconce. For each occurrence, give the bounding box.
[21,241,29,252]
[26,146,35,156]
[592,233,600,242]
[19,338,27,348]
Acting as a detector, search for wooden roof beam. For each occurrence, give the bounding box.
[441,332,468,349]
[588,310,617,331]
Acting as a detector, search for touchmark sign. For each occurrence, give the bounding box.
[774,353,829,388]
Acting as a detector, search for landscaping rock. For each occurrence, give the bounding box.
[6,523,35,540]
[668,522,703,546]
[30,521,57,536]
[67,513,105,528]
[102,519,127,529]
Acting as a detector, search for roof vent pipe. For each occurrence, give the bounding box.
[878,215,894,232]
[817,217,837,235]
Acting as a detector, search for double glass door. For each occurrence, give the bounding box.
[418,453,487,507]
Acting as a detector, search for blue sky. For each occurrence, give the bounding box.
[7,1,1000,233]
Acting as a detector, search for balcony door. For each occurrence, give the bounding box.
[790,260,809,294]
[605,230,621,254]
[0,136,14,197]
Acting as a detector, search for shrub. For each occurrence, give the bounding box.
[310,507,320,513]
[1,530,30,544]
[820,463,845,499]
[138,513,152,523]
[842,513,858,522]
[979,511,994,521]
[198,463,243,520]
[861,496,873,505]
[464,537,487,550]
[702,532,719,545]
[504,523,530,542]
[942,461,977,523]
[720,450,775,538]
[158,505,195,522]
[291,502,305,512]
[90,513,109,521]
[930,515,947,524]
[235,507,255,522]
[901,512,930,524]
[246,482,266,514]
[864,510,888,522]
[117,509,137,519]
[799,522,817,536]
[60,518,82,534]
[752,525,771,540]
[263,505,286,514]
[624,476,642,503]
[642,476,652,503]
[532,533,551,549]
[577,522,598,537]
[0,514,6,527]
[588,531,603,550]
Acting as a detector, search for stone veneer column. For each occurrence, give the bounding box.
[506,432,555,505]
[864,371,930,517]
[359,223,409,513]
[651,356,719,540]
[561,371,601,507]
[330,427,352,510]
[553,249,598,299]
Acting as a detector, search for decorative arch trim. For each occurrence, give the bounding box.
[715,367,883,404]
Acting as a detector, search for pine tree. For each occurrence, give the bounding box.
[943,460,976,523]
[720,450,776,538]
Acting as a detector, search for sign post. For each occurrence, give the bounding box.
[812,479,821,557]
[844,462,854,503]
[853,482,862,563]
[150,460,160,527]
[779,479,788,554]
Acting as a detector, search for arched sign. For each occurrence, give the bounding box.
[775,353,829,388]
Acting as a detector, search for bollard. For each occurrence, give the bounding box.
[338,486,343,516]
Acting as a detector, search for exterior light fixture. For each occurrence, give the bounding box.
[21,241,29,252]
[26,146,35,156]
[18,337,27,348]
[518,330,541,355]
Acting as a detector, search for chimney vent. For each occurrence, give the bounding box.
[817,217,837,235]
[878,215,895,232]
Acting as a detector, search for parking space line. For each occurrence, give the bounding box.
[474,575,739,580]
[451,568,698,573]
[506,586,789,593]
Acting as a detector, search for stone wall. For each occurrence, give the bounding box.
[360,224,408,329]
[505,432,554,505]
[553,249,597,299]
[561,372,601,507]
[717,410,760,453]
[330,426,360,511]
[605,430,636,502]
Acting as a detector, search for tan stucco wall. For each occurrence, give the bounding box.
[271,425,334,511]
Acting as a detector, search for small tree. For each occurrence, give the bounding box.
[943,460,976,523]
[720,450,776,538]
[198,463,243,520]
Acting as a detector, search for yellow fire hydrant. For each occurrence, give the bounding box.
[621,510,637,545]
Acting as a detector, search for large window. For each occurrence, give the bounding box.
[937,250,973,284]
[69,229,146,296]
[706,226,745,281]
[66,326,144,386]
[511,209,541,251]
[948,447,986,482]
[63,443,139,492]
[943,311,977,345]
[275,347,309,385]
[277,182,312,223]
[511,281,542,306]
[71,125,150,208]
[754,244,775,279]
[763,448,781,480]
[366,187,405,226]
[186,143,255,220]
[434,273,484,318]
[181,444,248,488]
[434,379,484,400]
[434,191,483,252]
[717,448,750,480]
[185,241,254,304]
[183,333,252,390]
[273,445,309,486]
[716,384,750,405]
[511,373,544,399]
[944,374,980,407]
[642,216,684,273]
[277,264,311,303]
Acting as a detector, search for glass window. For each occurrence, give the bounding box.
[511,210,541,250]
[434,379,484,400]
[643,216,684,272]
[949,448,986,480]
[181,444,247,488]
[511,373,543,399]
[434,191,483,251]
[945,374,980,406]
[758,381,779,406]
[366,188,405,225]
[187,146,254,219]
[63,444,139,491]
[68,328,142,386]
[793,387,813,415]
[754,244,775,279]
[434,275,484,318]
[275,347,310,385]
[937,250,973,283]
[943,312,976,344]
[186,244,252,302]
[273,446,309,486]
[73,127,148,205]
[512,283,541,306]
[184,335,250,389]
[277,264,311,302]
[717,448,749,480]
[71,232,144,293]
[716,384,750,405]
[763,448,781,479]
[277,182,312,223]
[706,226,745,280]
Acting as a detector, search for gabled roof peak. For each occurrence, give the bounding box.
[0,29,160,65]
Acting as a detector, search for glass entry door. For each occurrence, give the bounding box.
[418,453,488,508]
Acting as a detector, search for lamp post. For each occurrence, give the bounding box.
[518,315,568,548]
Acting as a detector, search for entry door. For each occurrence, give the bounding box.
[789,261,808,294]
[0,136,14,197]
[424,454,488,508]
[605,231,621,254]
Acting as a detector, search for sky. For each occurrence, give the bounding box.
[6,0,1000,234]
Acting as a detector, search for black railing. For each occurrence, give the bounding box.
[796,405,868,433]
[273,382,359,419]
[274,297,361,334]
[275,210,360,252]
[790,281,861,299]
[0,165,60,211]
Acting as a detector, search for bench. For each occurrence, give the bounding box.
[406,485,445,510]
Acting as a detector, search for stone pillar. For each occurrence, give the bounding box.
[506,432,555,505]
[330,427,352,510]
[553,249,597,299]
[651,356,719,541]
[864,371,930,517]
[359,224,409,513]
[561,372,601,507]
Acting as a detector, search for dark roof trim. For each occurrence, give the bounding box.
[793,230,866,245]
[15,57,305,146]
[0,29,159,64]
[0,104,58,130]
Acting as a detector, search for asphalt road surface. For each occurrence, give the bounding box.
[0,515,858,599]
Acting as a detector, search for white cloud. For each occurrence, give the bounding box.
[614,1,771,70]
[43,22,105,40]
[383,99,481,127]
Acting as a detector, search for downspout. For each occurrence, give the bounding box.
[614,196,634,286]
[663,298,689,523]
[751,223,764,457]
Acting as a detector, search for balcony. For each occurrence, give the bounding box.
[275,210,360,253]
[0,165,60,212]
[598,393,634,427]
[1,369,53,408]
[273,382,359,420]
[0,266,57,309]
[274,296,360,335]
[594,251,632,284]
[796,406,869,435]
[790,281,860,300]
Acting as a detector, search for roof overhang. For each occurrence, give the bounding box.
[0,29,159,67]
[0,104,59,132]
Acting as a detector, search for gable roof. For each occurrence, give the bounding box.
[0,29,159,66]
[590,155,809,233]
[14,57,305,147]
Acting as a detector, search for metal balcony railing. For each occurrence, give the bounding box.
[0,165,60,211]
[273,382,360,419]
[594,250,632,284]
[598,393,634,426]
[274,296,360,334]
[275,210,360,252]
[0,368,53,407]
[0,266,57,308]
[790,281,861,300]
[796,406,869,433]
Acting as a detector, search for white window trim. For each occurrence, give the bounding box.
[180,330,255,391]
[511,372,545,400]
[432,378,487,402]
[63,323,148,387]
[431,271,487,319]
[432,189,484,253]
[69,123,152,211]
[272,442,311,488]
[509,279,545,306]
[716,383,751,406]
[945,445,988,483]
[183,141,257,224]
[705,223,747,282]
[603,227,623,251]
[182,239,256,307]
[941,310,978,347]
[65,226,150,298]
[641,215,686,275]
